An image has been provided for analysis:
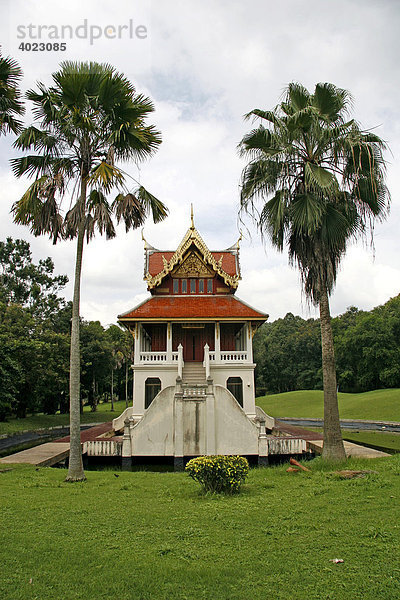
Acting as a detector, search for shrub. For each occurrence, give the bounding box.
[185,455,249,494]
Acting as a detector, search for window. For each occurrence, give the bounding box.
[207,279,213,294]
[199,279,204,293]
[145,378,161,409]
[190,278,196,293]
[173,279,179,294]
[227,377,243,407]
[182,279,187,293]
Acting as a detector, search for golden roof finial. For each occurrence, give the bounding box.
[190,203,194,229]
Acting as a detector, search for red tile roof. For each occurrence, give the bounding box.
[119,295,267,321]
[148,252,174,276]
[148,251,238,277]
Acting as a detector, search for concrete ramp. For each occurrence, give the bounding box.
[0,442,70,467]
[307,440,391,459]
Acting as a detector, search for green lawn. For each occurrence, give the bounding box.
[0,456,399,600]
[256,389,400,421]
[0,400,127,436]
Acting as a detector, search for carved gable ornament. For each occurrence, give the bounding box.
[172,252,214,278]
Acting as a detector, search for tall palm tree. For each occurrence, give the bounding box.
[0,50,24,135]
[239,82,389,460]
[11,61,167,480]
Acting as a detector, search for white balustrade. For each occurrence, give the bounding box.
[139,352,167,363]
[219,351,248,362]
[138,349,248,364]
[138,351,179,364]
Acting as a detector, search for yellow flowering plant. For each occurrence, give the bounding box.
[185,455,249,494]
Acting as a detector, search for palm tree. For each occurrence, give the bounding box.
[0,50,24,135]
[239,82,389,460]
[11,61,167,480]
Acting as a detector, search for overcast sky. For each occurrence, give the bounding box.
[1,0,399,325]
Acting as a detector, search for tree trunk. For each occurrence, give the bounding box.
[66,182,87,482]
[125,361,128,409]
[319,286,346,461]
[111,368,114,412]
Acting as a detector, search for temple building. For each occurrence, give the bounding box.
[111,211,308,468]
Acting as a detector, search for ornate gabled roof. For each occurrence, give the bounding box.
[143,221,242,290]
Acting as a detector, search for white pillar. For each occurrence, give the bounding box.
[247,322,253,363]
[122,417,132,462]
[177,343,184,379]
[174,396,184,457]
[215,322,221,363]
[203,343,210,379]
[134,323,141,364]
[166,322,172,363]
[205,393,216,455]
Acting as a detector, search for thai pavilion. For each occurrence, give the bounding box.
[111,211,307,468]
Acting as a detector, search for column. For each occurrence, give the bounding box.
[247,322,253,363]
[174,395,184,470]
[205,392,216,455]
[121,418,132,470]
[215,321,221,362]
[134,323,141,364]
[166,322,172,363]
[177,344,184,379]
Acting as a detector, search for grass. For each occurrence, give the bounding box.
[256,389,400,421]
[0,456,399,600]
[0,400,127,436]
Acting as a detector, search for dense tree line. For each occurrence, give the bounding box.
[0,238,133,421]
[254,295,400,396]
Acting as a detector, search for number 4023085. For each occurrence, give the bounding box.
[18,42,66,51]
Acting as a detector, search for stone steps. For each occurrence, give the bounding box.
[182,362,206,384]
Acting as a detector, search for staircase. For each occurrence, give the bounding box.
[182,362,206,384]
[181,362,208,398]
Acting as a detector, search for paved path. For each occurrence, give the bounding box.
[0,423,108,453]
[0,442,70,466]
[0,422,114,466]
[307,439,391,459]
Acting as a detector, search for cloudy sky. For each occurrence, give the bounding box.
[1,0,399,325]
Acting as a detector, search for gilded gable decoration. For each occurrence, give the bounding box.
[172,252,214,278]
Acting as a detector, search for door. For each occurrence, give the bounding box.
[174,324,215,362]
[183,329,203,361]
